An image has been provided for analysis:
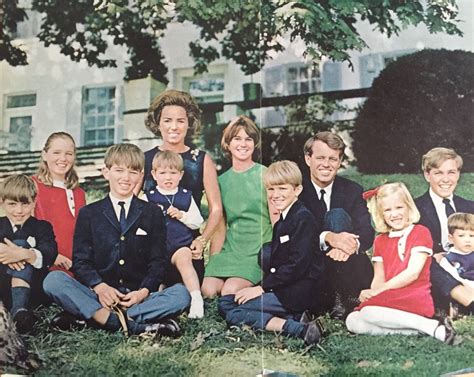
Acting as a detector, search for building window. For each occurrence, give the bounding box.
[186,76,225,103]
[9,116,32,151]
[287,65,320,95]
[6,93,37,108]
[82,86,116,146]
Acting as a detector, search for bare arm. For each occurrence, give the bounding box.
[200,154,223,241]
[209,214,226,255]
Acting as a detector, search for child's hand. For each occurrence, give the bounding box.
[359,288,381,302]
[0,238,27,264]
[326,232,359,255]
[167,206,184,220]
[190,239,204,260]
[119,288,149,308]
[93,282,125,309]
[54,254,73,270]
[8,261,26,271]
[234,286,264,305]
[326,248,350,262]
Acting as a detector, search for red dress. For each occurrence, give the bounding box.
[357,224,434,318]
[32,176,86,275]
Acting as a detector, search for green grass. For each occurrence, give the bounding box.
[4,173,474,376]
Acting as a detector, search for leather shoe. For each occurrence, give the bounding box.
[13,308,37,334]
[303,319,325,346]
[50,311,87,331]
[147,318,181,338]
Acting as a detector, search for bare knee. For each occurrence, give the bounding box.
[201,277,224,298]
[171,247,192,268]
[11,277,30,288]
[221,278,252,296]
[345,311,364,334]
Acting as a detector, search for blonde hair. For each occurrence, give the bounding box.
[448,213,474,234]
[422,147,463,172]
[152,150,184,171]
[145,90,201,138]
[221,116,261,159]
[303,131,345,158]
[104,143,144,171]
[367,182,420,233]
[264,160,302,188]
[36,132,79,189]
[1,174,37,203]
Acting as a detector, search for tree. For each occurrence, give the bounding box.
[352,49,474,173]
[0,0,463,81]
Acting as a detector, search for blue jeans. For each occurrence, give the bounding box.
[324,208,353,233]
[43,271,191,322]
[218,293,301,331]
[5,263,34,284]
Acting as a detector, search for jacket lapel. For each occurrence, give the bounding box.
[330,176,344,209]
[102,197,121,233]
[122,196,143,234]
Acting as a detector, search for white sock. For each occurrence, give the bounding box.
[433,325,446,342]
[188,290,204,319]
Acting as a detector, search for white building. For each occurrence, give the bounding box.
[0,1,472,153]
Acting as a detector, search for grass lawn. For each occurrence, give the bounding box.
[4,173,474,376]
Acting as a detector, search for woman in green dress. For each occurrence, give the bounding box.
[202,116,276,297]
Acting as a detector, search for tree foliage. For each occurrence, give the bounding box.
[352,49,474,174]
[0,0,463,80]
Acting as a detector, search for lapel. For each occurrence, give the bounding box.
[302,177,325,222]
[102,197,121,233]
[123,196,143,234]
[420,192,441,244]
[0,217,14,238]
[330,176,344,209]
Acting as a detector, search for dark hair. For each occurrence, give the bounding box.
[1,174,37,203]
[303,131,346,157]
[221,116,261,159]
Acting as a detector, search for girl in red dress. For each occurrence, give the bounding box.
[32,132,86,276]
[345,182,456,344]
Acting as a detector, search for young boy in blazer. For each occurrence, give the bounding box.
[218,161,327,345]
[43,143,190,335]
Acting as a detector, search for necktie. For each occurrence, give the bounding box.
[442,198,455,218]
[320,189,328,214]
[13,224,22,236]
[118,201,127,232]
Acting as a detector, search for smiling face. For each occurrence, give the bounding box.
[228,128,255,164]
[266,183,302,212]
[305,140,342,188]
[103,164,143,200]
[424,158,460,199]
[2,199,35,226]
[41,137,76,181]
[449,229,474,253]
[151,166,184,191]
[380,194,410,231]
[158,105,189,147]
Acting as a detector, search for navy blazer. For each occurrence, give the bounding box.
[300,175,374,253]
[0,216,57,269]
[259,200,325,312]
[72,196,168,292]
[415,191,474,253]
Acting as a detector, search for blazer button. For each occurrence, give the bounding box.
[270,267,276,273]
[119,279,124,284]
[119,259,125,265]
[120,235,125,241]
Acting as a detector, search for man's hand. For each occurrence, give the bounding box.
[0,238,29,264]
[93,282,125,309]
[8,261,26,271]
[326,248,350,262]
[54,254,73,270]
[234,286,264,305]
[120,288,149,308]
[325,232,359,255]
[167,206,184,220]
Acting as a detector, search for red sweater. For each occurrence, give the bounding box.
[32,176,86,274]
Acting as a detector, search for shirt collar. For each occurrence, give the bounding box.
[388,224,415,238]
[109,193,133,207]
[448,247,471,255]
[429,187,453,204]
[281,199,298,220]
[155,186,179,195]
[311,180,334,198]
[52,180,66,189]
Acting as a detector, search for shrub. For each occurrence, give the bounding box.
[353,49,474,173]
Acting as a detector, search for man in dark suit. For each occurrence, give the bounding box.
[415,147,474,313]
[43,144,190,335]
[299,132,374,318]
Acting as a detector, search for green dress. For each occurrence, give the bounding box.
[205,163,273,284]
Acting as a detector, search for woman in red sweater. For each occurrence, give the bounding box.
[33,132,86,276]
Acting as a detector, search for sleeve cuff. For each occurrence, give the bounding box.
[319,231,329,251]
[372,256,383,262]
[31,248,43,269]
[411,246,433,256]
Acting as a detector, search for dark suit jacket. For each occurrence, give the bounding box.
[415,191,474,253]
[259,200,325,312]
[0,216,57,269]
[300,175,374,253]
[72,195,168,292]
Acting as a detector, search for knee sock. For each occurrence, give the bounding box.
[282,319,306,338]
[11,287,31,315]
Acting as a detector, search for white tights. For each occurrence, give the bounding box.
[346,306,446,341]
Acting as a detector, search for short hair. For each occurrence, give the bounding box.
[145,90,201,138]
[36,132,80,189]
[448,213,474,234]
[152,150,184,171]
[367,182,420,233]
[264,160,302,188]
[0,174,37,203]
[104,143,144,171]
[221,116,261,159]
[303,131,346,158]
[421,147,463,172]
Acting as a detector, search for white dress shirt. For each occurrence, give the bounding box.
[429,188,456,251]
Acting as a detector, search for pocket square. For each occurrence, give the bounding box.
[136,228,147,235]
[279,235,290,243]
[26,236,36,248]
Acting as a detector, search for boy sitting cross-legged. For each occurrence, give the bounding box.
[0,174,57,333]
[218,160,328,345]
[43,143,191,336]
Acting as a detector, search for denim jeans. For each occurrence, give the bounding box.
[43,271,191,322]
